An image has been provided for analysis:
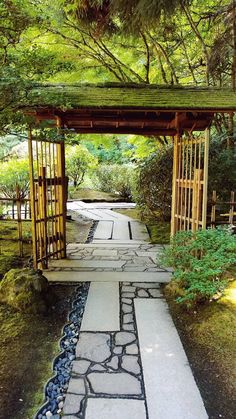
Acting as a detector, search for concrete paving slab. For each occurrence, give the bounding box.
[91,240,145,245]
[45,271,172,283]
[112,221,130,240]
[49,259,125,269]
[81,282,120,331]
[85,398,146,419]
[130,221,150,241]
[94,221,113,240]
[134,298,208,419]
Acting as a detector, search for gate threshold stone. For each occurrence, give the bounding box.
[85,398,146,419]
[45,271,171,283]
[135,298,208,419]
[49,259,125,269]
[81,282,119,331]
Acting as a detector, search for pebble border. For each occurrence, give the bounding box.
[35,282,90,419]
[85,221,99,243]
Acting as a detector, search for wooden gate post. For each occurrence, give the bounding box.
[171,134,179,236]
[28,127,38,269]
[202,128,210,229]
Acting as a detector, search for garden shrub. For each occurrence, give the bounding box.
[137,146,173,220]
[162,228,236,308]
[94,164,138,200]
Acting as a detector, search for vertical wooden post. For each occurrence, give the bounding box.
[202,128,210,229]
[56,116,67,258]
[171,134,179,236]
[16,185,23,257]
[211,190,216,228]
[38,166,47,268]
[229,191,235,224]
[171,112,180,236]
[28,127,38,269]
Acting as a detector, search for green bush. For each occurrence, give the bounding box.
[94,164,138,201]
[137,146,173,220]
[162,228,236,308]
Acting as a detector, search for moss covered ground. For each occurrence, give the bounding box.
[114,208,170,244]
[0,218,90,418]
[0,285,76,419]
[68,187,121,202]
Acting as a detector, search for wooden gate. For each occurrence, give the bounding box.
[171,128,210,235]
[28,127,67,269]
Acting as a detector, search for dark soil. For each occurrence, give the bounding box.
[0,284,77,419]
[165,292,236,419]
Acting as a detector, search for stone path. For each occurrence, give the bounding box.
[45,202,208,419]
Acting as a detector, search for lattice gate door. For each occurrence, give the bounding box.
[28,128,67,269]
[171,128,210,235]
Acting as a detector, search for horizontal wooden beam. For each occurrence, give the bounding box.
[72,127,177,136]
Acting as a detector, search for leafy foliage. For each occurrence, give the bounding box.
[94,164,137,200]
[0,158,30,198]
[162,229,236,308]
[137,146,173,220]
[66,144,98,188]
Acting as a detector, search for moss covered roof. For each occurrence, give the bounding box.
[25,83,236,111]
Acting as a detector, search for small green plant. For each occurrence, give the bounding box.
[162,228,236,308]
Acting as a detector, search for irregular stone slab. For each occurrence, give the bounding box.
[122,298,132,304]
[138,289,149,297]
[72,360,90,375]
[106,355,119,370]
[93,249,118,257]
[81,282,119,331]
[115,332,135,346]
[122,355,141,375]
[113,346,123,355]
[67,378,86,395]
[136,251,161,261]
[88,372,142,395]
[76,333,111,362]
[122,286,135,292]
[63,394,84,415]
[90,364,106,371]
[149,288,162,298]
[90,364,106,372]
[132,282,160,288]
[123,324,135,331]
[46,271,171,283]
[85,398,146,419]
[135,299,208,419]
[122,292,135,298]
[122,304,132,313]
[123,313,134,323]
[126,343,138,355]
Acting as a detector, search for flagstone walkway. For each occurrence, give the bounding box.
[45,203,208,419]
